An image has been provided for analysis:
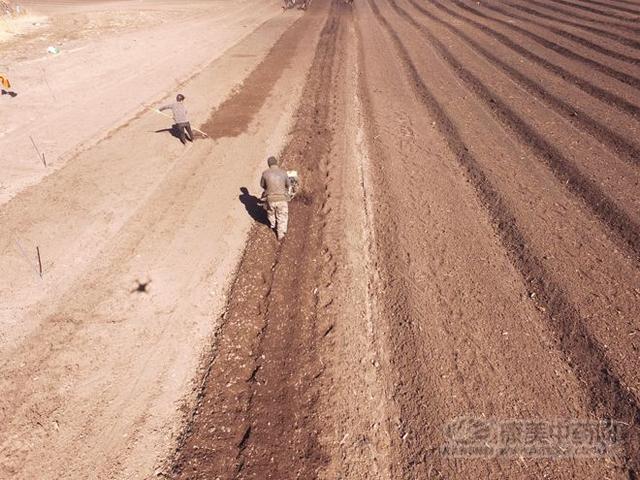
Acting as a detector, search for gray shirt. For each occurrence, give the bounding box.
[260,165,291,203]
[159,102,189,124]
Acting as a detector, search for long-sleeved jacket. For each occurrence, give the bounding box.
[260,165,291,203]
[159,102,189,124]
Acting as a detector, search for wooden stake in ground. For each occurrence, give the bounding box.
[13,236,43,281]
[29,136,47,167]
[36,246,43,278]
[41,67,57,101]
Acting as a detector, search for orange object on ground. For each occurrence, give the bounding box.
[0,75,11,89]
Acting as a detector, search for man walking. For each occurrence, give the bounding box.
[260,156,291,240]
[159,94,194,145]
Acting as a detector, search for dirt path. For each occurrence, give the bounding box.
[0,0,285,205]
[0,4,310,479]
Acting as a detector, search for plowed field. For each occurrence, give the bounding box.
[1,0,638,479]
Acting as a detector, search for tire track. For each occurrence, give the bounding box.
[421,0,640,120]
[367,1,640,475]
[550,0,640,20]
[403,0,640,168]
[526,0,640,32]
[449,0,640,90]
[505,0,640,50]
[392,0,640,261]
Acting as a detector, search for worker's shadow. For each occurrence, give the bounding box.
[154,125,182,141]
[239,187,269,225]
[1,90,17,97]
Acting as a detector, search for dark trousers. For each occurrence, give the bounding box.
[175,122,194,144]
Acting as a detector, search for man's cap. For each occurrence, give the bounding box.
[176,94,185,101]
[267,156,278,166]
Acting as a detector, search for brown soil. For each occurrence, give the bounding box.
[201,14,304,140]
[171,0,640,478]
[171,2,342,478]
[3,0,640,478]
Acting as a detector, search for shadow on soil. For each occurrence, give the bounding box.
[239,187,269,225]
[154,125,192,143]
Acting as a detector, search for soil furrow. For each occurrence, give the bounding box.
[200,17,303,140]
[595,0,640,9]
[550,0,640,20]
[232,4,341,475]
[0,4,326,477]
[4,0,640,478]
[521,0,640,33]
[418,0,640,122]
[170,1,341,478]
[403,0,640,168]
[368,0,640,475]
[504,0,640,49]
[309,10,394,476]
[395,0,640,261]
[449,0,640,90]
[353,26,452,473]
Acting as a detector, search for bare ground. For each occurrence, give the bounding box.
[1,0,639,479]
[169,0,639,478]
